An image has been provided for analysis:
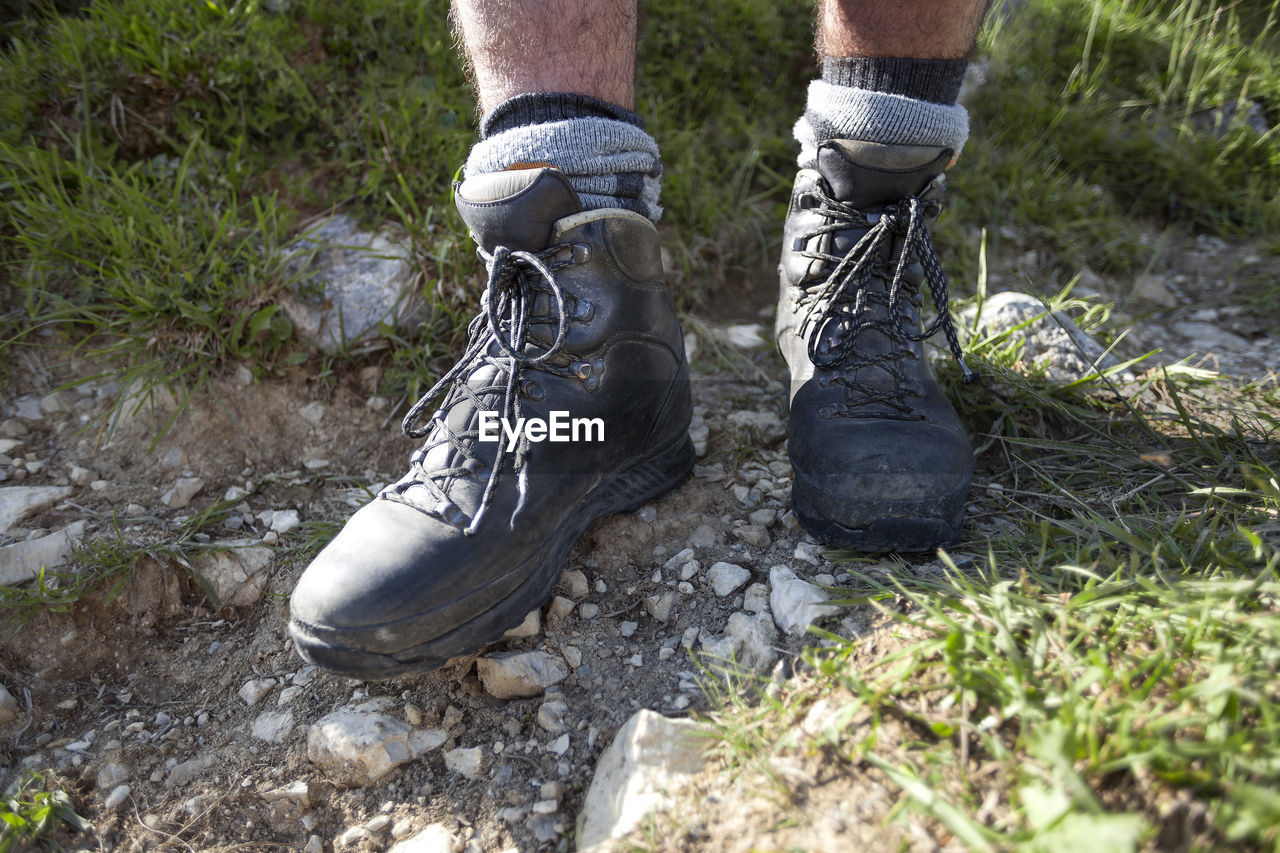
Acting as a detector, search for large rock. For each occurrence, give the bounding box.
[0,486,72,533]
[476,651,569,699]
[278,215,425,353]
[0,521,87,586]
[191,542,275,607]
[769,565,840,638]
[576,710,710,850]
[306,702,446,787]
[959,291,1127,382]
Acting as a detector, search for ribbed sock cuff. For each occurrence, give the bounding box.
[465,110,663,222]
[480,92,646,139]
[793,79,969,169]
[821,56,968,105]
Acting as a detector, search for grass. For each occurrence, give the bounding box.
[691,293,1280,849]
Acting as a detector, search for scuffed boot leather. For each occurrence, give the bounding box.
[776,140,977,552]
[290,168,693,678]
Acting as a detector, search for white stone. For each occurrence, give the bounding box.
[960,291,1129,382]
[719,323,765,349]
[0,521,87,586]
[560,569,590,599]
[39,391,75,415]
[193,542,274,608]
[166,754,215,788]
[444,747,483,780]
[299,401,326,425]
[387,824,458,853]
[161,477,204,509]
[536,700,570,734]
[733,525,770,548]
[620,621,638,638]
[794,541,823,566]
[769,565,840,637]
[267,509,301,534]
[502,609,541,639]
[742,583,769,614]
[238,679,275,707]
[0,683,19,724]
[550,734,570,756]
[723,612,779,671]
[576,710,710,850]
[477,651,569,699]
[252,710,295,743]
[547,595,575,621]
[279,215,424,354]
[643,591,675,623]
[725,409,785,443]
[68,466,94,487]
[707,562,750,597]
[661,548,695,572]
[96,762,129,790]
[307,705,446,787]
[578,603,600,620]
[1130,272,1178,308]
[262,780,311,807]
[104,785,131,811]
[0,486,73,534]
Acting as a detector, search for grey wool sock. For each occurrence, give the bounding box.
[465,93,663,222]
[794,57,971,169]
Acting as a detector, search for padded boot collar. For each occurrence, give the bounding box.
[817,140,953,209]
[455,167,582,253]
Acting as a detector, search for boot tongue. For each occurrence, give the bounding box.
[817,140,954,209]
[455,167,582,253]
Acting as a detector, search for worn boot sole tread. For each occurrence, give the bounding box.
[790,460,972,553]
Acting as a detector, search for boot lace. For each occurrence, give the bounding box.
[386,243,581,535]
[794,182,978,419]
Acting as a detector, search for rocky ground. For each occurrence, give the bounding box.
[0,220,1275,852]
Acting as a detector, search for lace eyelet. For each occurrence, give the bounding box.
[521,379,545,402]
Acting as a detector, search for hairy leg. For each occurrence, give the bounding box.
[817,0,991,59]
[452,0,638,114]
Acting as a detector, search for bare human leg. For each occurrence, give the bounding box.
[817,0,991,60]
[451,0,638,114]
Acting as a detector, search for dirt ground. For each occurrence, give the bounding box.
[0,224,1276,852]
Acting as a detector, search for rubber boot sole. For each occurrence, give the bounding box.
[288,429,695,680]
[790,461,972,553]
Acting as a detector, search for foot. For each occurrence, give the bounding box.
[776,140,976,552]
[289,168,694,679]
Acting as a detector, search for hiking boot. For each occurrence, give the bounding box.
[289,168,694,679]
[776,139,977,552]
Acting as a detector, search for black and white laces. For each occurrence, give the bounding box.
[793,182,978,418]
[390,244,576,535]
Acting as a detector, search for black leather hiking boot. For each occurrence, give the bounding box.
[776,139,978,552]
[289,168,694,679]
